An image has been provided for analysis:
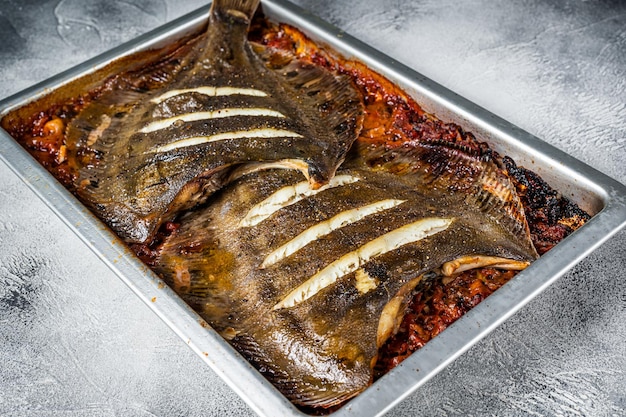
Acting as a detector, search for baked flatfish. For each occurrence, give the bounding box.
[155,162,538,407]
[67,0,363,243]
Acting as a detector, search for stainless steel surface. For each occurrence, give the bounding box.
[1,1,625,416]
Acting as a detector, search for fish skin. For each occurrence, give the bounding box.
[155,159,538,407]
[68,0,363,244]
[353,137,537,253]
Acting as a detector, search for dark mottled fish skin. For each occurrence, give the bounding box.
[155,159,538,407]
[355,137,535,249]
[67,0,363,243]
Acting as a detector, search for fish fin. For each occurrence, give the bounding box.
[256,46,364,184]
[66,89,146,150]
[296,391,361,409]
[67,89,159,242]
[361,141,537,257]
[231,333,363,408]
[266,48,364,139]
[470,159,537,256]
[229,332,297,394]
[69,92,140,179]
[96,89,148,106]
[281,58,364,140]
[441,255,531,276]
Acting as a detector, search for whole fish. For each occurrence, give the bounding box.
[67,0,363,243]
[155,152,538,407]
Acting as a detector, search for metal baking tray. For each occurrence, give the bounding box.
[1,1,625,416]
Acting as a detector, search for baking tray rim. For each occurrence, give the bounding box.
[1,1,625,416]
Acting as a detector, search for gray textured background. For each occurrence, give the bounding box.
[1,0,625,416]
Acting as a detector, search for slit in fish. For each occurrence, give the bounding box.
[149,128,303,153]
[238,174,360,228]
[139,108,287,133]
[272,217,454,310]
[260,199,406,268]
[151,86,268,104]
[226,159,312,184]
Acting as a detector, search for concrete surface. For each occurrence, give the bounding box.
[0,0,624,416]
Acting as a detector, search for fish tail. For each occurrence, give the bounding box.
[210,0,260,22]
